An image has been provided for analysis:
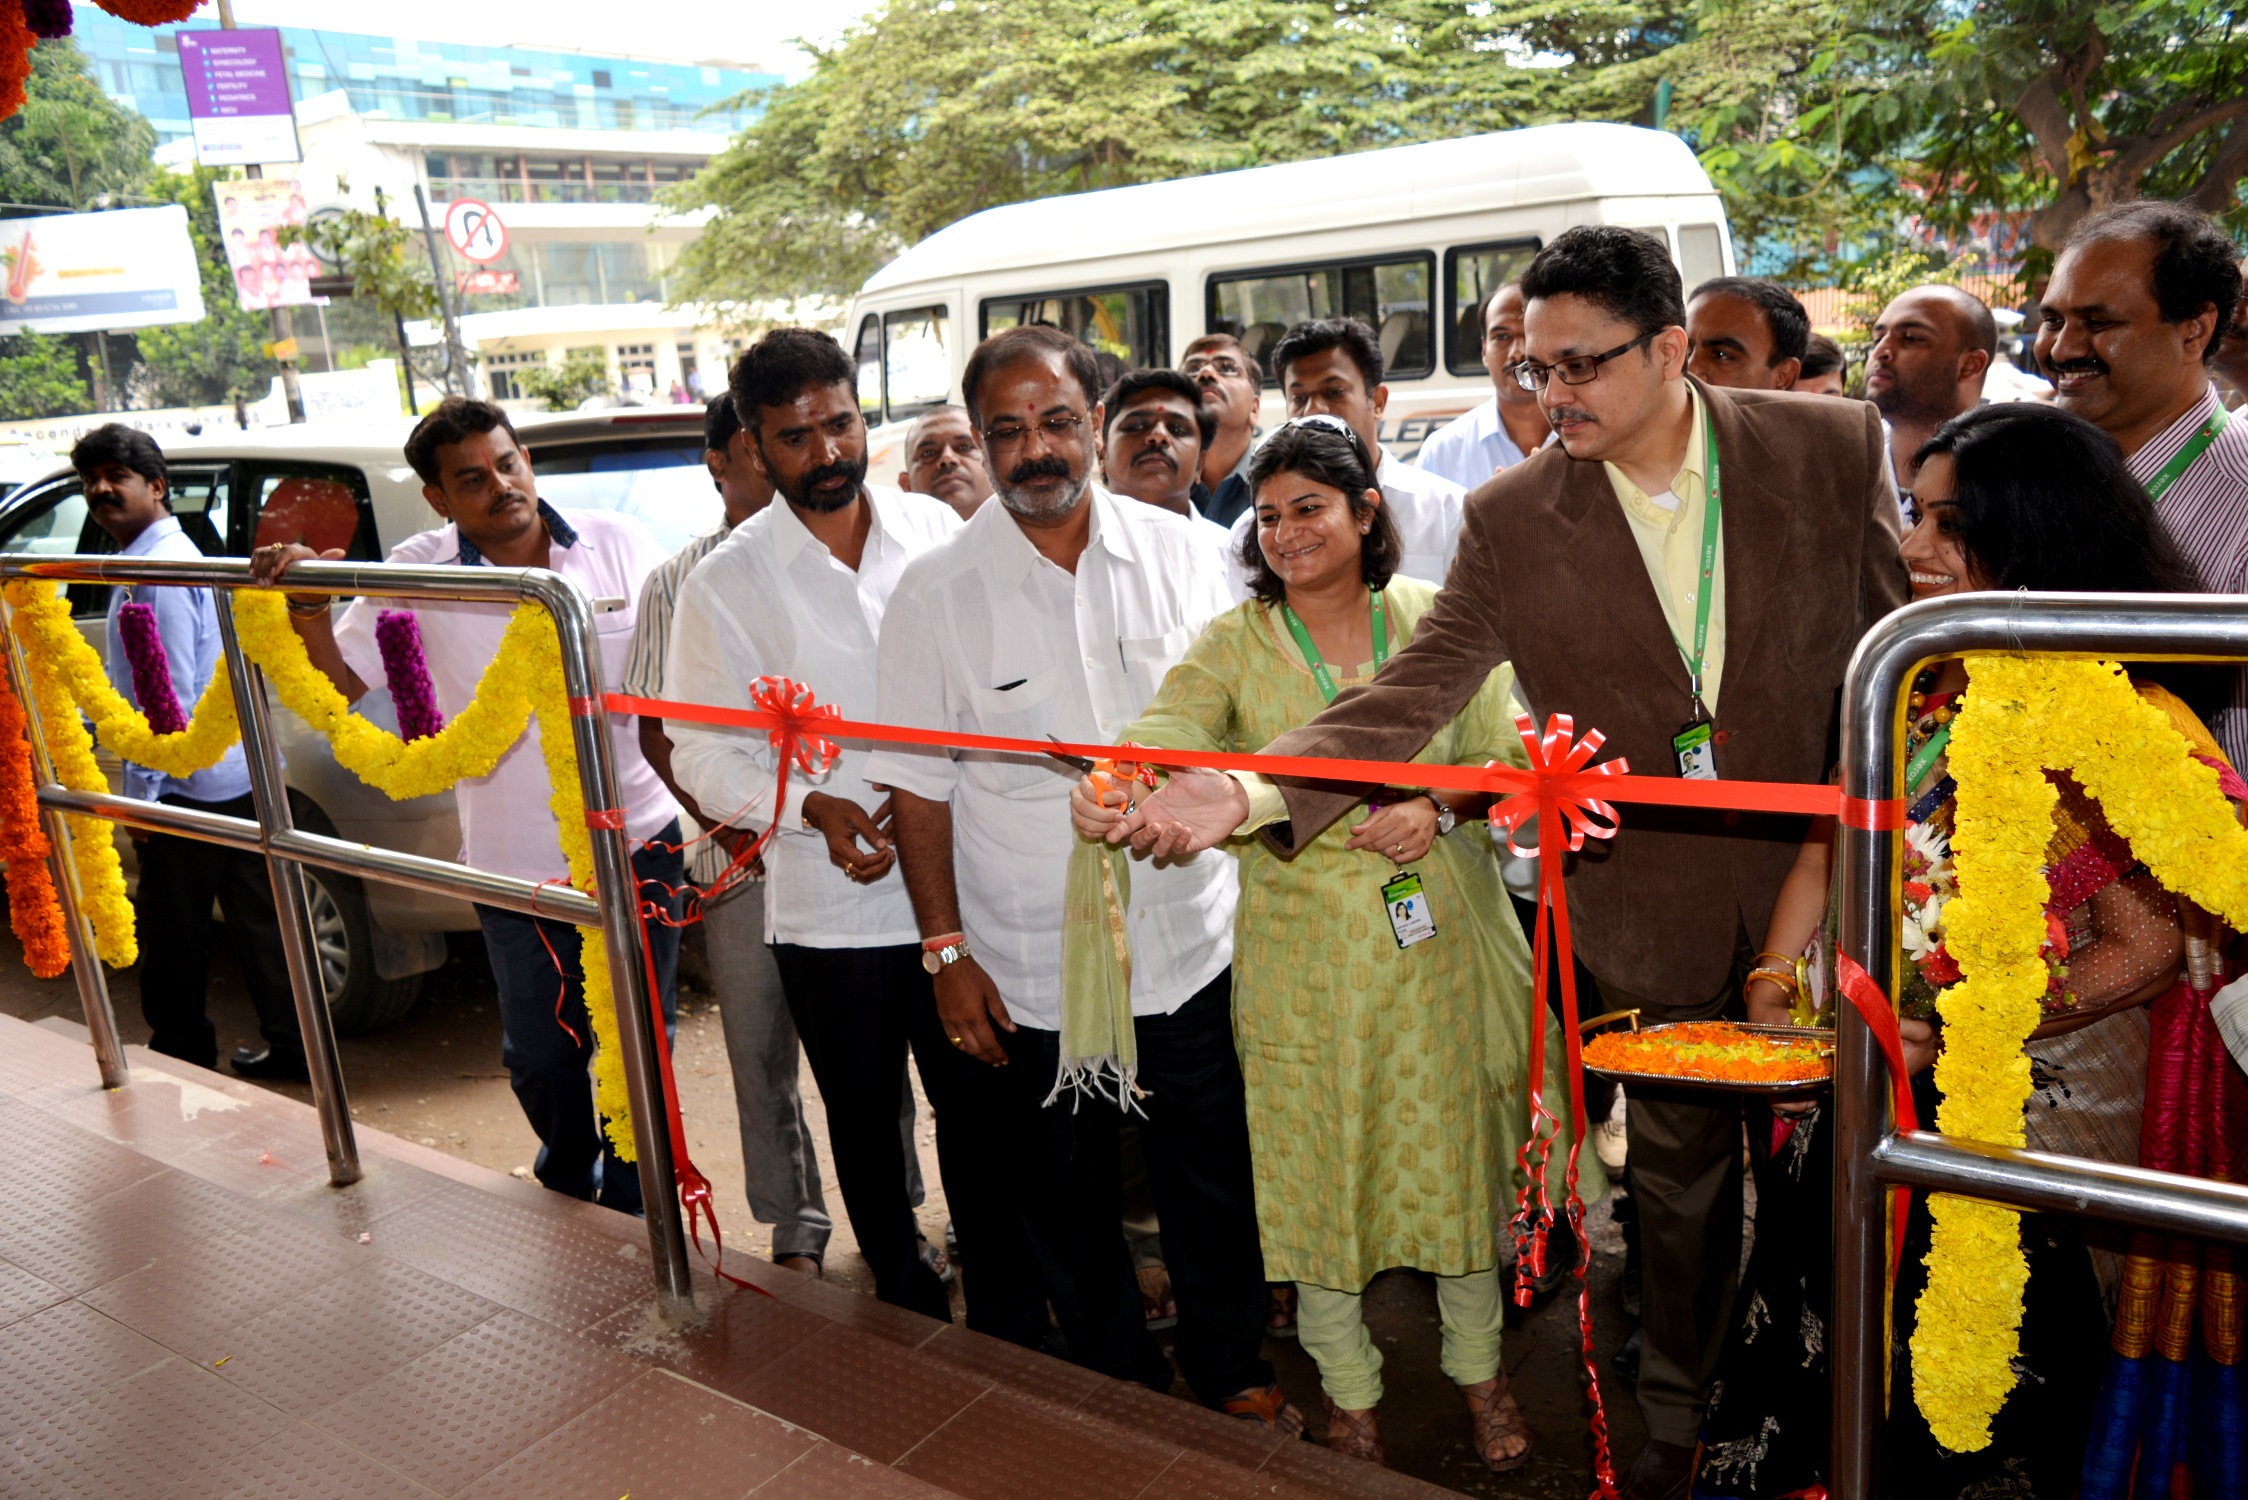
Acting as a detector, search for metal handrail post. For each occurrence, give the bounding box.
[212,596,361,1187]
[0,622,127,1088]
[1832,590,2248,1500]
[520,573,694,1309]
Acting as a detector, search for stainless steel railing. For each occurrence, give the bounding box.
[0,554,694,1309]
[1831,590,2248,1498]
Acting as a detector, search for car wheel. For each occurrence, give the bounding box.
[299,865,424,1034]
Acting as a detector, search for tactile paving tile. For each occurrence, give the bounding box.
[205,1256,504,1416]
[0,1165,266,1293]
[359,1177,658,1334]
[1075,1377,1288,1469]
[730,1323,991,1465]
[261,1153,451,1242]
[587,1277,830,1394]
[0,1299,172,1425]
[1137,1451,1334,1500]
[82,1213,368,1356]
[762,1267,952,1350]
[916,1323,1106,1407]
[894,1386,1183,1500]
[457,1367,818,1499]
[62,1354,293,1497]
[0,1019,104,1097]
[307,1306,644,1495]
[0,1110,171,1203]
[1254,1439,1463,1500]
[750,1441,958,1499]
[208,1421,444,1500]
[0,1257,68,1330]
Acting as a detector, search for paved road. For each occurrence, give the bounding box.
[0,920,1654,1497]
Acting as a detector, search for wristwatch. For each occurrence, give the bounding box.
[1416,791,1456,836]
[921,934,971,975]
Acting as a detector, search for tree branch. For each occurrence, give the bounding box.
[2013,76,2075,181]
[2187,117,2248,215]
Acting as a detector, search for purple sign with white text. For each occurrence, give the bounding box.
[177,29,301,167]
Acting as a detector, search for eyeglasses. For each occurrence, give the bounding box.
[1513,329,1661,391]
[1182,354,1249,380]
[981,412,1087,448]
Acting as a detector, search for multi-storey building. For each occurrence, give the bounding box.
[72,5,777,404]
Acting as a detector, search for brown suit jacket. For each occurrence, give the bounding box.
[1265,379,1909,1001]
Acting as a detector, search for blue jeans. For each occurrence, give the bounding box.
[476,824,682,1214]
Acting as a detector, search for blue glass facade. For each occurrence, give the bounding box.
[69,4,774,144]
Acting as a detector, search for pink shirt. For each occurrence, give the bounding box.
[335,507,678,883]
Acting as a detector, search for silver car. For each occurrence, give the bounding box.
[0,406,722,1032]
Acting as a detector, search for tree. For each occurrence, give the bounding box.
[134,163,277,408]
[0,38,154,210]
[517,348,608,411]
[0,328,86,416]
[662,0,1562,305]
[282,183,459,396]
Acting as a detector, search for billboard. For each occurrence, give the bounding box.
[178,28,300,168]
[214,178,323,312]
[0,207,207,336]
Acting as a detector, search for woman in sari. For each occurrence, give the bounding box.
[1694,403,2242,1499]
[1069,416,1592,1471]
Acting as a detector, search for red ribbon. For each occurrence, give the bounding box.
[1837,954,1920,1272]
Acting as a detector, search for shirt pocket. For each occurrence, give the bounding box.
[964,664,1071,797]
[594,597,641,679]
[1119,624,1194,701]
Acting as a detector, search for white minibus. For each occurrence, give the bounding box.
[842,121,1734,472]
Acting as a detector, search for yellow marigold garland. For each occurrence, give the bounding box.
[1916,654,2248,1452]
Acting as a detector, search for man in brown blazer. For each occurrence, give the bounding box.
[1100,226,1906,1498]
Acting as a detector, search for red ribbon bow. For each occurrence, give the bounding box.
[752,675,842,777]
[1492,712,1629,1498]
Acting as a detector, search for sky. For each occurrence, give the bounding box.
[202,0,881,78]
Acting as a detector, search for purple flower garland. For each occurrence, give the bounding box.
[375,609,445,742]
[116,601,188,734]
[21,0,73,40]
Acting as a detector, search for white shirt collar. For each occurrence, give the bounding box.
[120,514,183,557]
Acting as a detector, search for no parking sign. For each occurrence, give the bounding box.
[441,199,510,264]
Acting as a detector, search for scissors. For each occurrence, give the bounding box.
[1046,734,1160,809]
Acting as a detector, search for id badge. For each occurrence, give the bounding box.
[1673,719,1718,781]
[1381,870,1437,948]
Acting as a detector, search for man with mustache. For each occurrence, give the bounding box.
[662,328,969,1319]
[1865,285,1995,517]
[2037,201,2248,766]
[1181,333,1263,527]
[1098,367,1235,563]
[1101,226,1907,1498]
[898,403,993,519]
[869,325,1299,1431]
[77,424,304,1083]
[252,398,685,1214]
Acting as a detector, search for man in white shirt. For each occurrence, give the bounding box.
[665,329,966,1320]
[1097,367,1237,571]
[870,326,1296,1428]
[250,398,682,1216]
[1230,317,1467,591]
[75,425,303,1081]
[896,403,994,519]
[1416,283,1552,489]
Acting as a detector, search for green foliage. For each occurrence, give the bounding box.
[0,39,156,211]
[662,0,1572,305]
[0,329,88,417]
[134,164,279,408]
[516,348,608,411]
[282,183,442,328]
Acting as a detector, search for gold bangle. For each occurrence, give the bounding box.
[1754,950,1800,970]
[285,597,329,619]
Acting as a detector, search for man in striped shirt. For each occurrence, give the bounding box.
[2037,201,2248,766]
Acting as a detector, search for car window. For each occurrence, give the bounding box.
[42,467,233,619]
[247,463,381,563]
[981,283,1169,374]
[1207,255,1435,383]
[531,439,723,554]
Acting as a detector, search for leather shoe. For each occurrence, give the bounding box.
[1622,1437,1697,1500]
[1611,1325,1642,1384]
[229,1045,311,1083]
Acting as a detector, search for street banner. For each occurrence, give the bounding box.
[214,178,324,312]
[0,206,207,336]
[178,28,301,167]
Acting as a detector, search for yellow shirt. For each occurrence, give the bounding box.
[1605,384,1724,716]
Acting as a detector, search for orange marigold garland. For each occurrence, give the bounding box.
[0,3,204,124]
[0,4,32,121]
[0,673,68,978]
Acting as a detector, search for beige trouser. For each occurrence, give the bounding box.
[1295,1269,1504,1410]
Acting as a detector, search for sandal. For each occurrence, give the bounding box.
[1459,1375,1532,1473]
[1265,1283,1299,1339]
[1219,1382,1306,1438]
[1320,1397,1384,1465]
[917,1233,955,1287]
[1137,1264,1179,1331]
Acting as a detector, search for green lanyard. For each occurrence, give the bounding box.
[2144,404,2230,502]
[1679,416,1723,716]
[1906,722,1951,797]
[1279,590,1388,704]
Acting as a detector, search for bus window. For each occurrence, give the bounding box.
[1678,224,1726,290]
[1444,239,1541,376]
[853,314,883,420]
[1206,253,1436,383]
[980,283,1169,370]
[883,306,952,421]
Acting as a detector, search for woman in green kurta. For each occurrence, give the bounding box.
[1073,418,1593,1471]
